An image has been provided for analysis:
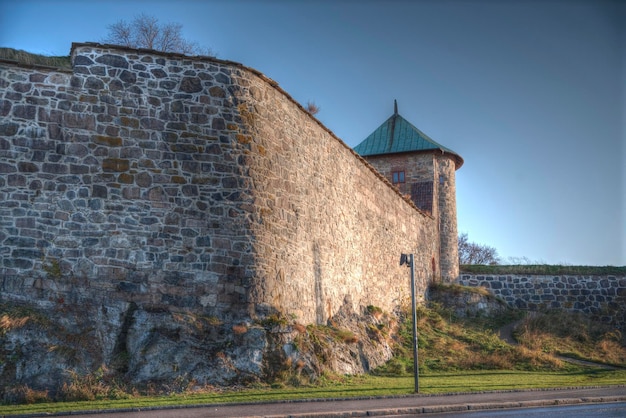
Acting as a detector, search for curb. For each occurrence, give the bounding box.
[5,387,626,418]
[263,395,626,417]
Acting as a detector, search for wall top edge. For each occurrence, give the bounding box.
[68,42,430,218]
[1,41,430,220]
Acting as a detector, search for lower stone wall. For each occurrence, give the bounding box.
[456,274,626,331]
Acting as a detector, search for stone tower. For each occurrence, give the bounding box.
[354,102,463,282]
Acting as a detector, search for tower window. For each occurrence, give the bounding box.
[392,171,405,184]
[411,181,433,214]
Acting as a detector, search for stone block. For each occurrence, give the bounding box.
[119,70,137,83]
[12,248,44,259]
[140,117,165,130]
[69,164,89,174]
[8,174,26,186]
[3,258,33,269]
[180,77,203,93]
[196,236,211,247]
[63,113,96,129]
[212,118,226,130]
[12,82,32,93]
[94,135,122,147]
[160,80,177,90]
[0,100,11,117]
[42,163,68,174]
[151,68,167,78]
[13,105,37,120]
[0,162,17,173]
[95,54,129,69]
[4,236,37,248]
[73,55,94,66]
[92,184,108,198]
[102,158,130,172]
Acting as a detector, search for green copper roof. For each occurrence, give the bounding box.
[354,102,463,168]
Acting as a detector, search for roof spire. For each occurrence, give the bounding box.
[388,100,398,153]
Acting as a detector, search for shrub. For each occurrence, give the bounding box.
[366,305,384,319]
[2,385,50,404]
[335,330,359,344]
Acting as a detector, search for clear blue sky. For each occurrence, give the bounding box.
[1,0,624,266]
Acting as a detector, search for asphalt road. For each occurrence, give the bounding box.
[45,386,626,418]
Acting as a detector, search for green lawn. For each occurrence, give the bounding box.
[3,369,625,416]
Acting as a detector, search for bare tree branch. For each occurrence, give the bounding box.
[458,233,500,265]
[133,14,160,50]
[104,20,133,47]
[102,14,213,56]
[159,22,182,53]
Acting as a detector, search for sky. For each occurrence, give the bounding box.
[1,0,624,266]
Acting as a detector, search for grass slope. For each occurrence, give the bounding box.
[2,290,624,415]
[0,47,71,68]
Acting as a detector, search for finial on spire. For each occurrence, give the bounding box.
[394,99,398,115]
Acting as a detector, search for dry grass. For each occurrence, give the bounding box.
[0,314,29,334]
[366,305,384,320]
[57,368,131,402]
[380,300,596,375]
[293,323,307,333]
[0,304,50,337]
[0,47,71,68]
[515,311,626,367]
[430,282,492,297]
[335,329,359,344]
[2,385,50,404]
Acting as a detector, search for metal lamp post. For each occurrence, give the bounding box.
[400,253,419,393]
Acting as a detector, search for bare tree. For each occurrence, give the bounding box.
[458,233,500,265]
[103,14,212,56]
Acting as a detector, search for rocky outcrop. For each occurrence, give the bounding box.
[0,298,399,398]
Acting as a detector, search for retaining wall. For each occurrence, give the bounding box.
[456,274,626,330]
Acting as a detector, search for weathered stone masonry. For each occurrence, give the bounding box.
[0,43,439,321]
[0,43,440,387]
[456,274,626,331]
[364,153,459,281]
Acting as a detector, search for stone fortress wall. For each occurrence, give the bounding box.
[0,43,441,327]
